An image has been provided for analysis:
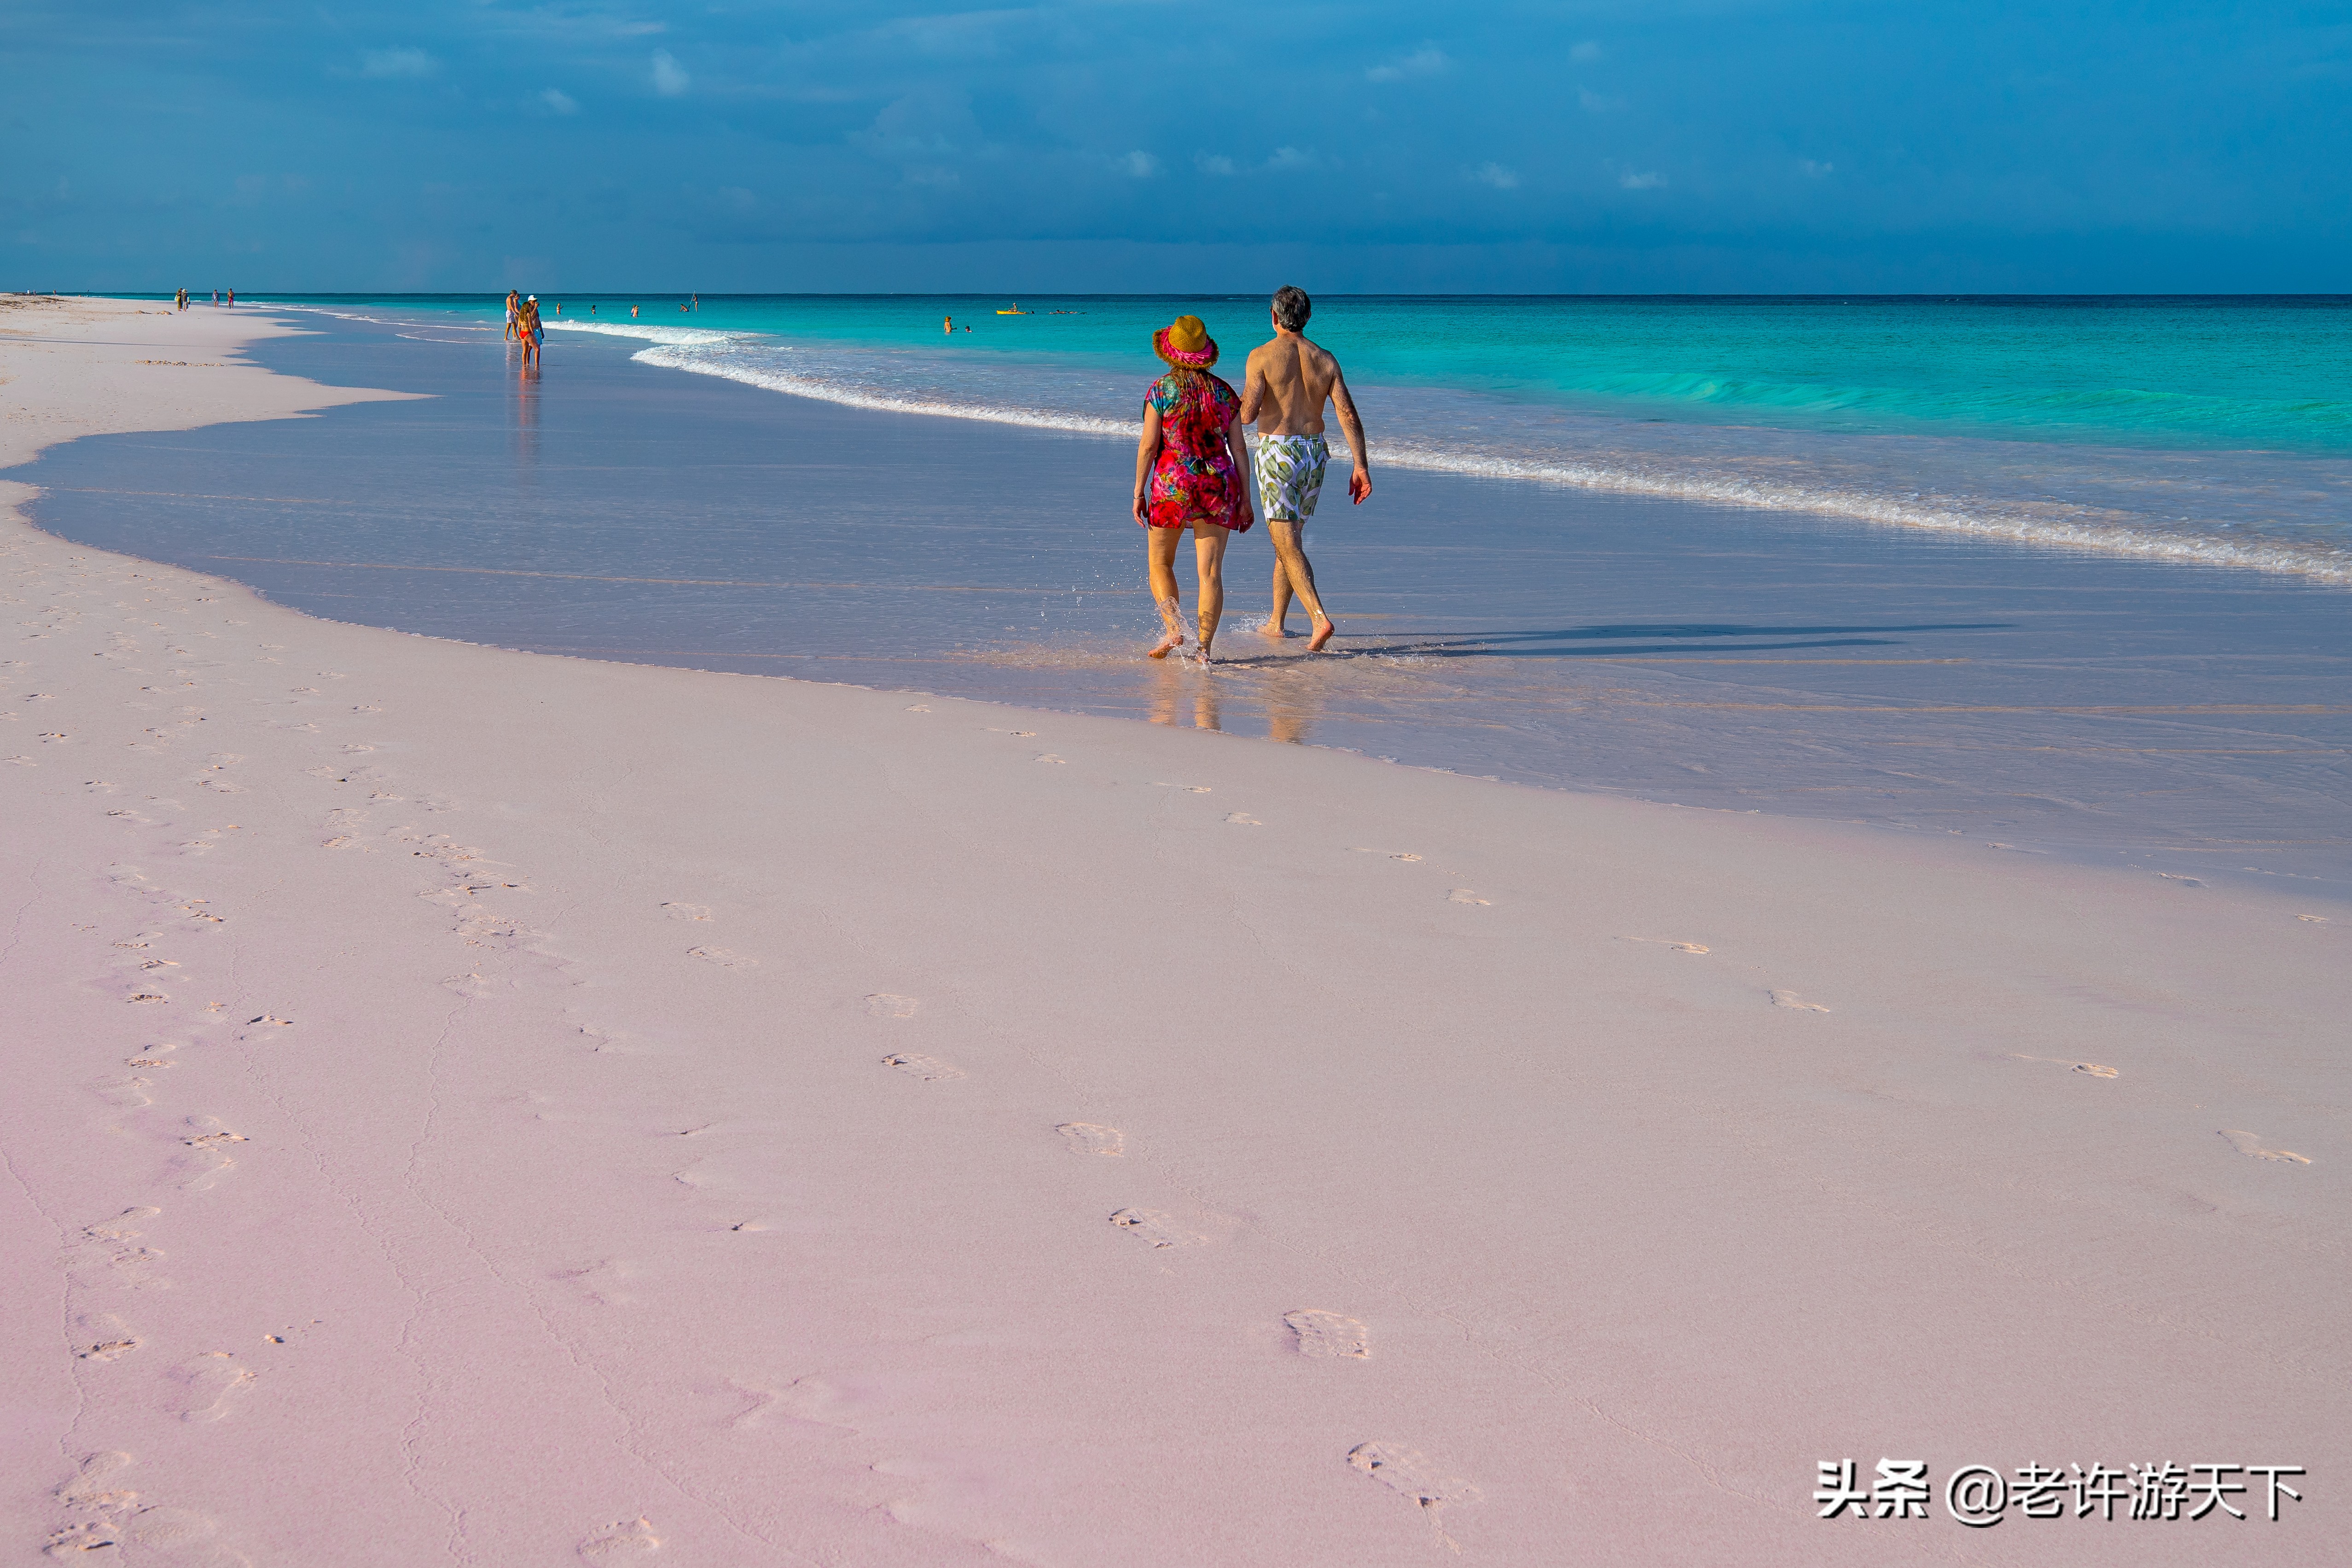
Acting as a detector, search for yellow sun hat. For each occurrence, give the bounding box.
[1154,314,1218,368]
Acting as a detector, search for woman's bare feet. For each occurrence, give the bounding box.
[1308,616,1336,652]
[1147,627,1185,660]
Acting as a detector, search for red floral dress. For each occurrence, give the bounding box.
[1144,372,1250,531]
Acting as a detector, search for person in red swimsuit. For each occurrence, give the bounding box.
[1131,314,1255,662]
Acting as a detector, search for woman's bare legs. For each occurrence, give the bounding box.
[1145,525,1187,658]
[1193,521,1232,661]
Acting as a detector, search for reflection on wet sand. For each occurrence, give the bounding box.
[1148,660,1221,732]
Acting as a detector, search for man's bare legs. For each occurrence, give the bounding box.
[1144,520,1232,661]
[1264,517,1335,651]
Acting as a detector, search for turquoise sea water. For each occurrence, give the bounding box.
[246,292,2352,584]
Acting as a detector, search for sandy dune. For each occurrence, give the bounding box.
[3,298,2341,1565]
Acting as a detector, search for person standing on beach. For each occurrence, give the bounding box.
[505,290,521,342]
[1133,314,1254,663]
[1239,285,1371,652]
[517,295,544,369]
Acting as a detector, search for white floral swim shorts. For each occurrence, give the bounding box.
[1254,433,1329,523]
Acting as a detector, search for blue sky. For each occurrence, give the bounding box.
[6,1,2350,292]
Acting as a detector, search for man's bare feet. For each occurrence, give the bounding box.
[1147,627,1185,659]
[1308,616,1336,652]
[1255,620,1289,639]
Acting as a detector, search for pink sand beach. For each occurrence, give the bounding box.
[3,297,2342,1565]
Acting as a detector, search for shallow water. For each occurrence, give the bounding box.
[23,310,2352,900]
[256,292,2352,584]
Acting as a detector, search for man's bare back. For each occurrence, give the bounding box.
[1237,286,1370,652]
[1243,332,1347,438]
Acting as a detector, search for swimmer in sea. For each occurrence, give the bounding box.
[945,315,953,335]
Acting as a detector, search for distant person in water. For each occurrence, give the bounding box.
[631,305,639,319]
[944,314,953,335]
[1240,285,1370,652]
[1132,314,1254,663]
[517,295,544,369]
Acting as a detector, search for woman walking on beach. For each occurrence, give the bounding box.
[1133,314,1254,662]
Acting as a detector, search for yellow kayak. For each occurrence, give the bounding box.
[995,304,1029,315]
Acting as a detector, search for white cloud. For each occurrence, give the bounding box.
[651,50,690,96]
[1119,151,1160,178]
[360,47,436,80]
[1196,153,1236,176]
[540,87,580,115]
[1266,145,1321,171]
[1620,169,1666,190]
[1472,163,1520,190]
[1366,45,1449,83]
[1571,41,1603,63]
[1800,159,1835,177]
[1577,87,1624,113]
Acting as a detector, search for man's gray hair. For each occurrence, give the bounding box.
[1272,285,1312,332]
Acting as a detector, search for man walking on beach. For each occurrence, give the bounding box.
[1239,285,1371,652]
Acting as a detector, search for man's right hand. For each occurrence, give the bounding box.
[1349,466,1372,505]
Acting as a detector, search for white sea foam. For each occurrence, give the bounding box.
[630,337,2352,587]
[261,302,2352,588]
[546,319,738,348]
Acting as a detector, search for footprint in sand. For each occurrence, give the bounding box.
[75,1310,143,1362]
[2219,1129,2311,1164]
[1152,782,1212,793]
[1036,753,1067,765]
[171,1352,255,1423]
[1769,989,1830,1013]
[1225,812,1264,825]
[865,993,920,1019]
[1350,847,1422,862]
[905,704,931,712]
[882,1053,963,1081]
[1285,1309,1371,1359]
[579,1517,661,1558]
[1347,1442,1480,1547]
[1447,889,1489,906]
[119,1506,248,1564]
[1622,937,1710,954]
[1056,1122,1124,1156]
[1108,1208,1196,1249]
[661,902,712,921]
[686,947,755,969]
[179,1119,247,1187]
[2009,1053,2119,1078]
[2297,914,2329,923]
[51,1452,139,1526]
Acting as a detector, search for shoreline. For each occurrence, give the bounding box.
[3,298,2343,1563]
[26,302,2352,905]
[288,294,2352,587]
